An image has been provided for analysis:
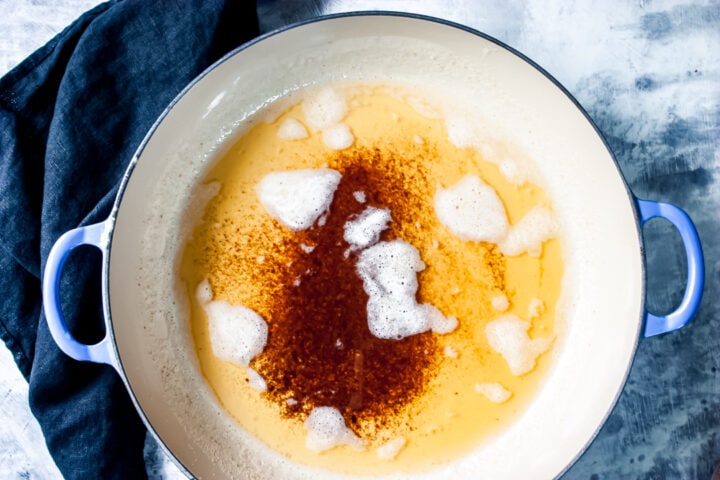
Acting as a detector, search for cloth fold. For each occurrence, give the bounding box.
[0,1,259,477]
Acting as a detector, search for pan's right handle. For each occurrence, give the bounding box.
[42,220,116,367]
[637,199,705,337]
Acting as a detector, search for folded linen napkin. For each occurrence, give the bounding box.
[0,1,259,477]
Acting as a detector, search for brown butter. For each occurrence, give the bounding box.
[253,148,479,436]
[182,86,562,475]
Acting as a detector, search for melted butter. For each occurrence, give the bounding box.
[180,85,564,475]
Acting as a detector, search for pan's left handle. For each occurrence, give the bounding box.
[42,220,116,367]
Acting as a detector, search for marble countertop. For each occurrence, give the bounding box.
[1,0,718,478]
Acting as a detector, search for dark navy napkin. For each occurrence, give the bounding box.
[0,1,259,477]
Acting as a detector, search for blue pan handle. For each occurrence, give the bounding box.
[42,220,116,367]
[637,199,705,337]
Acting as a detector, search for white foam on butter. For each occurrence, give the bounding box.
[304,407,365,453]
[247,367,268,392]
[277,118,308,140]
[435,176,558,256]
[485,314,552,376]
[444,345,459,358]
[364,295,427,340]
[358,240,423,298]
[434,174,509,243]
[445,112,479,149]
[491,294,510,312]
[356,240,457,340]
[196,279,213,304]
[256,169,341,230]
[445,113,538,185]
[318,212,328,226]
[196,279,268,367]
[425,303,459,334]
[376,436,407,460]
[528,298,545,319]
[407,95,441,118]
[498,158,524,185]
[322,123,354,150]
[302,87,348,131]
[343,206,392,250]
[300,243,315,254]
[475,383,512,403]
[353,191,366,203]
[500,206,559,257]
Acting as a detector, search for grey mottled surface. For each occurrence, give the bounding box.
[1,0,718,478]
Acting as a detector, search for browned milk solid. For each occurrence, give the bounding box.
[180,85,564,475]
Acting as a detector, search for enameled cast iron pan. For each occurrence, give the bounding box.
[42,13,704,479]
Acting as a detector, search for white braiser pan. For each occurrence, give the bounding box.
[42,13,704,479]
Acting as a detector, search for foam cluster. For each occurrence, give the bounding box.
[485,314,551,376]
[247,368,268,392]
[444,345,459,358]
[434,174,509,243]
[302,87,355,150]
[444,113,533,185]
[434,175,558,257]
[353,191,366,203]
[343,206,392,250]
[277,117,308,140]
[498,157,525,185]
[304,406,365,453]
[256,169,341,230]
[474,382,512,403]
[302,87,348,130]
[196,280,269,390]
[322,123,354,150]
[527,298,545,319]
[499,206,558,257]
[491,294,510,312]
[197,279,268,366]
[356,240,458,340]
